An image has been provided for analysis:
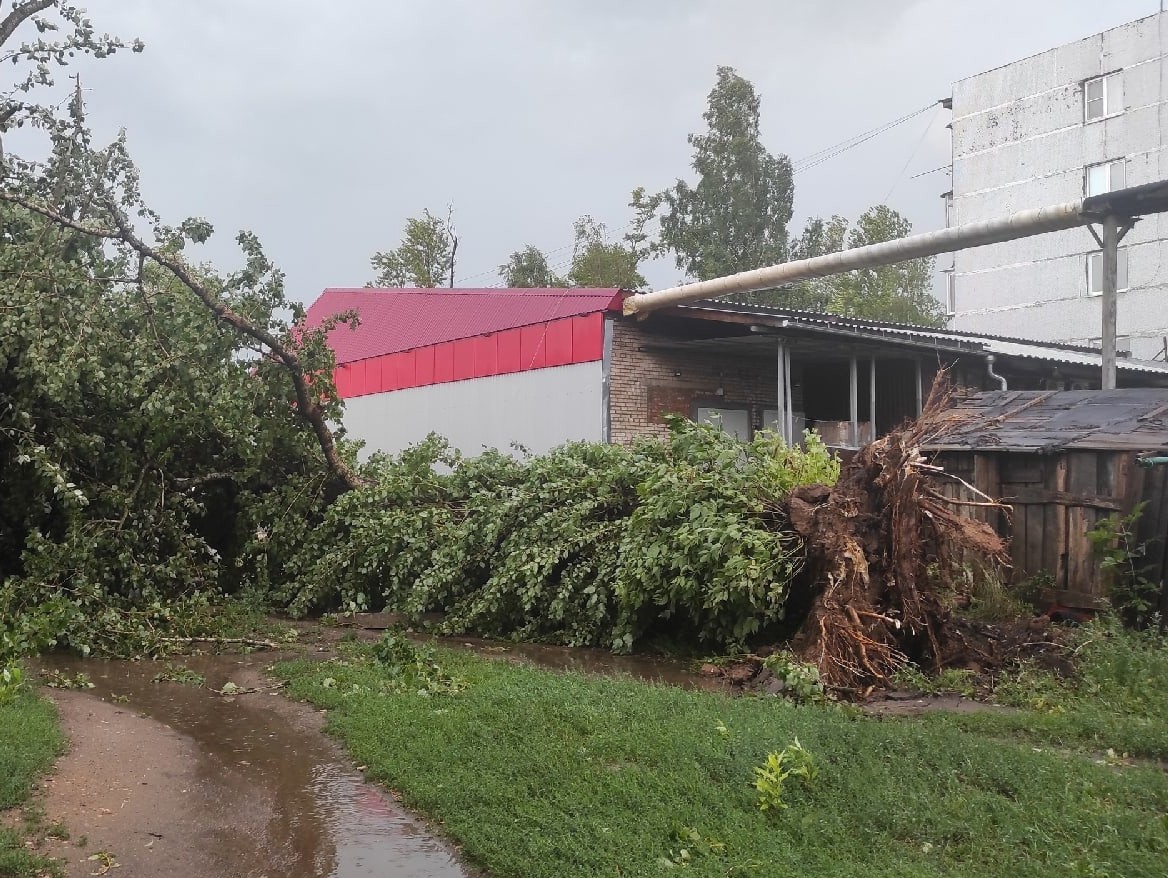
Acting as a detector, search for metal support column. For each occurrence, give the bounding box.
[1101,213,1119,390]
[776,340,787,443]
[914,358,923,416]
[849,354,859,448]
[784,347,794,444]
[869,356,877,445]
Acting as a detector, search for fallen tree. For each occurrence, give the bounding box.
[786,378,1009,693]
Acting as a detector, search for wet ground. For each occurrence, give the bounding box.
[34,652,471,878]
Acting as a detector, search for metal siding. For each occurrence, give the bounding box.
[414,346,435,387]
[497,328,522,374]
[452,339,475,380]
[571,313,604,363]
[342,362,605,460]
[395,349,416,389]
[434,343,454,384]
[545,319,574,366]
[307,288,623,364]
[474,335,499,377]
[520,324,547,369]
[365,358,383,395]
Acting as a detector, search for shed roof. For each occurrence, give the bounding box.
[307,288,624,364]
[676,300,1168,377]
[923,389,1168,453]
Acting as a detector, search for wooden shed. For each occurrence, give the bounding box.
[923,389,1168,611]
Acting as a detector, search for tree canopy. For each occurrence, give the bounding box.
[639,66,794,282]
[634,66,944,326]
[566,216,646,289]
[370,208,457,288]
[499,244,565,288]
[1,2,355,658]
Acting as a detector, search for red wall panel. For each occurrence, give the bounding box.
[474,335,498,377]
[452,339,476,380]
[415,346,435,386]
[334,316,609,398]
[434,343,454,384]
[520,324,547,369]
[497,327,522,374]
[544,319,574,367]
[348,360,367,396]
[571,313,604,363]
[395,349,417,389]
[363,358,383,395]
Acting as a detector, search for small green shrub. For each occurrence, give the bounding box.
[1088,503,1162,627]
[761,651,826,704]
[370,631,465,696]
[753,739,817,812]
[0,663,24,705]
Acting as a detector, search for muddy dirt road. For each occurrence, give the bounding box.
[34,653,469,878]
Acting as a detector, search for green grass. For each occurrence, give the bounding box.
[0,680,65,878]
[929,620,1168,759]
[275,642,1168,878]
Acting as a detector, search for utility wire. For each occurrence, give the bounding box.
[459,101,939,286]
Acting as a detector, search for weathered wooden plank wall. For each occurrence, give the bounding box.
[933,448,1167,607]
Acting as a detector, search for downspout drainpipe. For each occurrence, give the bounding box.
[985,354,1007,391]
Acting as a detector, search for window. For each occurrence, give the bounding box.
[1086,249,1130,295]
[695,407,751,441]
[1084,72,1123,121]
[944,270,956,316]
[1085,159,1126,196]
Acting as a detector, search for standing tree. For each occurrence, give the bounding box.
[737,208,942,327]
[826,205,943,327]
[499,245,565,287]
[370,207,457,287]
[636,66,794,281]
[567,216,646,289]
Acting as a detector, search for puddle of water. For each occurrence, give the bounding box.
[39,653,470,878]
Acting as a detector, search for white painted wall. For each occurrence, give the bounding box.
[949,12,1168,360]
[341,362,604,459]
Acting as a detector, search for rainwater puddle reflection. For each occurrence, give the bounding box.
[39,653,469,878]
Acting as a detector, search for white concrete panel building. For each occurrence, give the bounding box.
[947,12,1168,360]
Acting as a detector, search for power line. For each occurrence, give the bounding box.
[459,101,941,285]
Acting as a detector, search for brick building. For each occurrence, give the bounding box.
[307,289,1168,458]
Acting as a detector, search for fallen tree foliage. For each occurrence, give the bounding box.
[786,378,1009,692]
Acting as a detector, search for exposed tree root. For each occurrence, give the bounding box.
[786,376,1009,692]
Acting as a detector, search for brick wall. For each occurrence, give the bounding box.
[608,318,779,444]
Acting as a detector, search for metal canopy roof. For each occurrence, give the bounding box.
[671,301,1168,377]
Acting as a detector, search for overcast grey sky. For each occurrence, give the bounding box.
[58,0,1163,302]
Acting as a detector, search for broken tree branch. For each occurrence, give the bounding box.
[0,190,365,491]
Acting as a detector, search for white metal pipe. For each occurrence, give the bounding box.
[624,201,1087,315]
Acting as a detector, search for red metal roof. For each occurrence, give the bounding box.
[306,288,625,365]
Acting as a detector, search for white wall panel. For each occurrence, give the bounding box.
[342,362,604,460]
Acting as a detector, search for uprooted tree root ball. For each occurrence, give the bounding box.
[786,378,1010,693]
